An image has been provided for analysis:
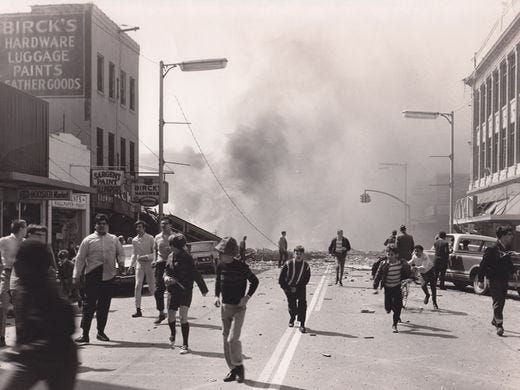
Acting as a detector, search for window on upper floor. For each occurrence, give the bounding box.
[129,77,136,111]
[109,62,115,99]
[509,55,516,100]
[120,70,127,106]
[97,54,104,93]
[500,62,507,106]
[108,132,115,168]
[129,141,136,175]
[96,128,104,167]
[120,137,127,170]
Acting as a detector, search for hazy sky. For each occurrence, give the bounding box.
[2,0,508,249]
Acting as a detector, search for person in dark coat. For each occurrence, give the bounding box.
[478,226,519,336]
[328,229,351,286]
[279,245,311,333]
[164,234,208,354]
[384,230,397,246]
[395,225,414,261]
[0,240,78,390]
[433,231,450,290]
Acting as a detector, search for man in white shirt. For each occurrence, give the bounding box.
[0,220,26,348]
[152,216,174,324]
[129,220,156,318]
[73,214,124,344]
[409,245,437,309]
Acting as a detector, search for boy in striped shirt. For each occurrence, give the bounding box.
[373,245,412,333]
[279,245,311,333]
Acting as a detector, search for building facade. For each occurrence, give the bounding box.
[459,3,520,236]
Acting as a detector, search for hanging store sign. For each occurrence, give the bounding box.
[91,169,124,194]
[18,188,72,201]
[131,176,168,207]
[51,193,88,209]
[0,13,85,97]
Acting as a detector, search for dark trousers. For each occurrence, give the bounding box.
[284,287,307,325]
[81,266,115,335]
[2,348,78,390]
[434,259,448,288]
[421,269,437,304]
[279,251,288,267]
[384,285,402,326]
[154,261,167,312]
[489,278,508,326]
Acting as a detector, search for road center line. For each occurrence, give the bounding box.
[261,266,330,388]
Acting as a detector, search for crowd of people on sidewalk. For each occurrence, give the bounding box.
[1,216,519,389]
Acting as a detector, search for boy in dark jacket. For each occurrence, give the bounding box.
[164,234,208,353]
[57,249,74,301]
[373,245,412,333]
[1,240,78,390]
[214,237,259,383]
[279,245,311,333]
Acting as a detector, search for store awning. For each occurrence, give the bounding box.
[0,171,96,194]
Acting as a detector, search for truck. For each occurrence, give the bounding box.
[424,233,520,295]
[187,240,219,274]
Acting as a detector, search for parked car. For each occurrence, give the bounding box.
[187,240,219,273]
[424,233,520,295]
[115,244,136,288]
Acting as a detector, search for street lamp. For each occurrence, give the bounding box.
[379,162,408,227]
[402,109,455,233]
[159,58,228,222]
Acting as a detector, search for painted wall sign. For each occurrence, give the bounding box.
[0,13,85,97]
[91,169,124,194]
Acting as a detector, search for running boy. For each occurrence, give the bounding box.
[409,245,437,309]
[279,245,311,333]
[373,245,412,333]
[214,237,259,383]
[164,234,208,353]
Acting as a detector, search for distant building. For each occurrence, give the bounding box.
[0,3,140,243]
[460,3,520,237]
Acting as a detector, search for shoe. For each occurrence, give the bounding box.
[398,317,402,323]
[288,320,294,328]
[169,336,175,349]
[132,309,142,318]
[223,370,237,382]
[0,336,6,348]
[392,325,398,333]
[497,326,504,336]
[299,326,306,333]
[96,332,110,342]
[423,294,430,304]
[433,303,439,310]
[335,279,338,285]
[491,319,498,327]
[154,312,166,324]
[339,281,343,286]
[75,334,89,344]
[179,345,189,354]
[235,365,245,383]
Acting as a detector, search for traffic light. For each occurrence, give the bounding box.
[360,193,371,203]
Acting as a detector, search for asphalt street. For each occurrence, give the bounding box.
[1,260,520,390]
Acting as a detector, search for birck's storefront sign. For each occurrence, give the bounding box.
[0,13,85,97]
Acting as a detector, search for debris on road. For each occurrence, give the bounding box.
[361,309,375,313]
[322,353,332,357]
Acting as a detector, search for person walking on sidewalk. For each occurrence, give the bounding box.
[395,225,414,261]
[278,231,288,268]
[409,245,438,309]
[239,236,247,262]
[153,216,174,324]
[0,219,26,348]
[164,234,208,353]
[279,245,311,333]
[478,226,519,336]
[214,237,259,383]
[433,231,450,290]
[0,241,78,390]
[373,245,412,333]
[328,229,351,286]
[73,214,125,344]
[129,220,156,318]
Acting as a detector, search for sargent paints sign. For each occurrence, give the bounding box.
[0,13,85,97]
[91,170,124,194]
[18,188,72,200]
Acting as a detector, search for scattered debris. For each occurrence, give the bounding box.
[363,336,374,339]
[310,333,317,336]
[322,353,332,357]
[361,309,375,313]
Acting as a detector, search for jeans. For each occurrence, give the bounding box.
[80,266,115,335]
[154,262,167,312]
[0,268,12,338]
[434,258,448,288]
[221,303,246,369]
[135,261,155,309]
[489,278,508,326]
[421,269,437,304]
[384,285,402,326]
[284,287,307,325]
[335,255,346,283]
